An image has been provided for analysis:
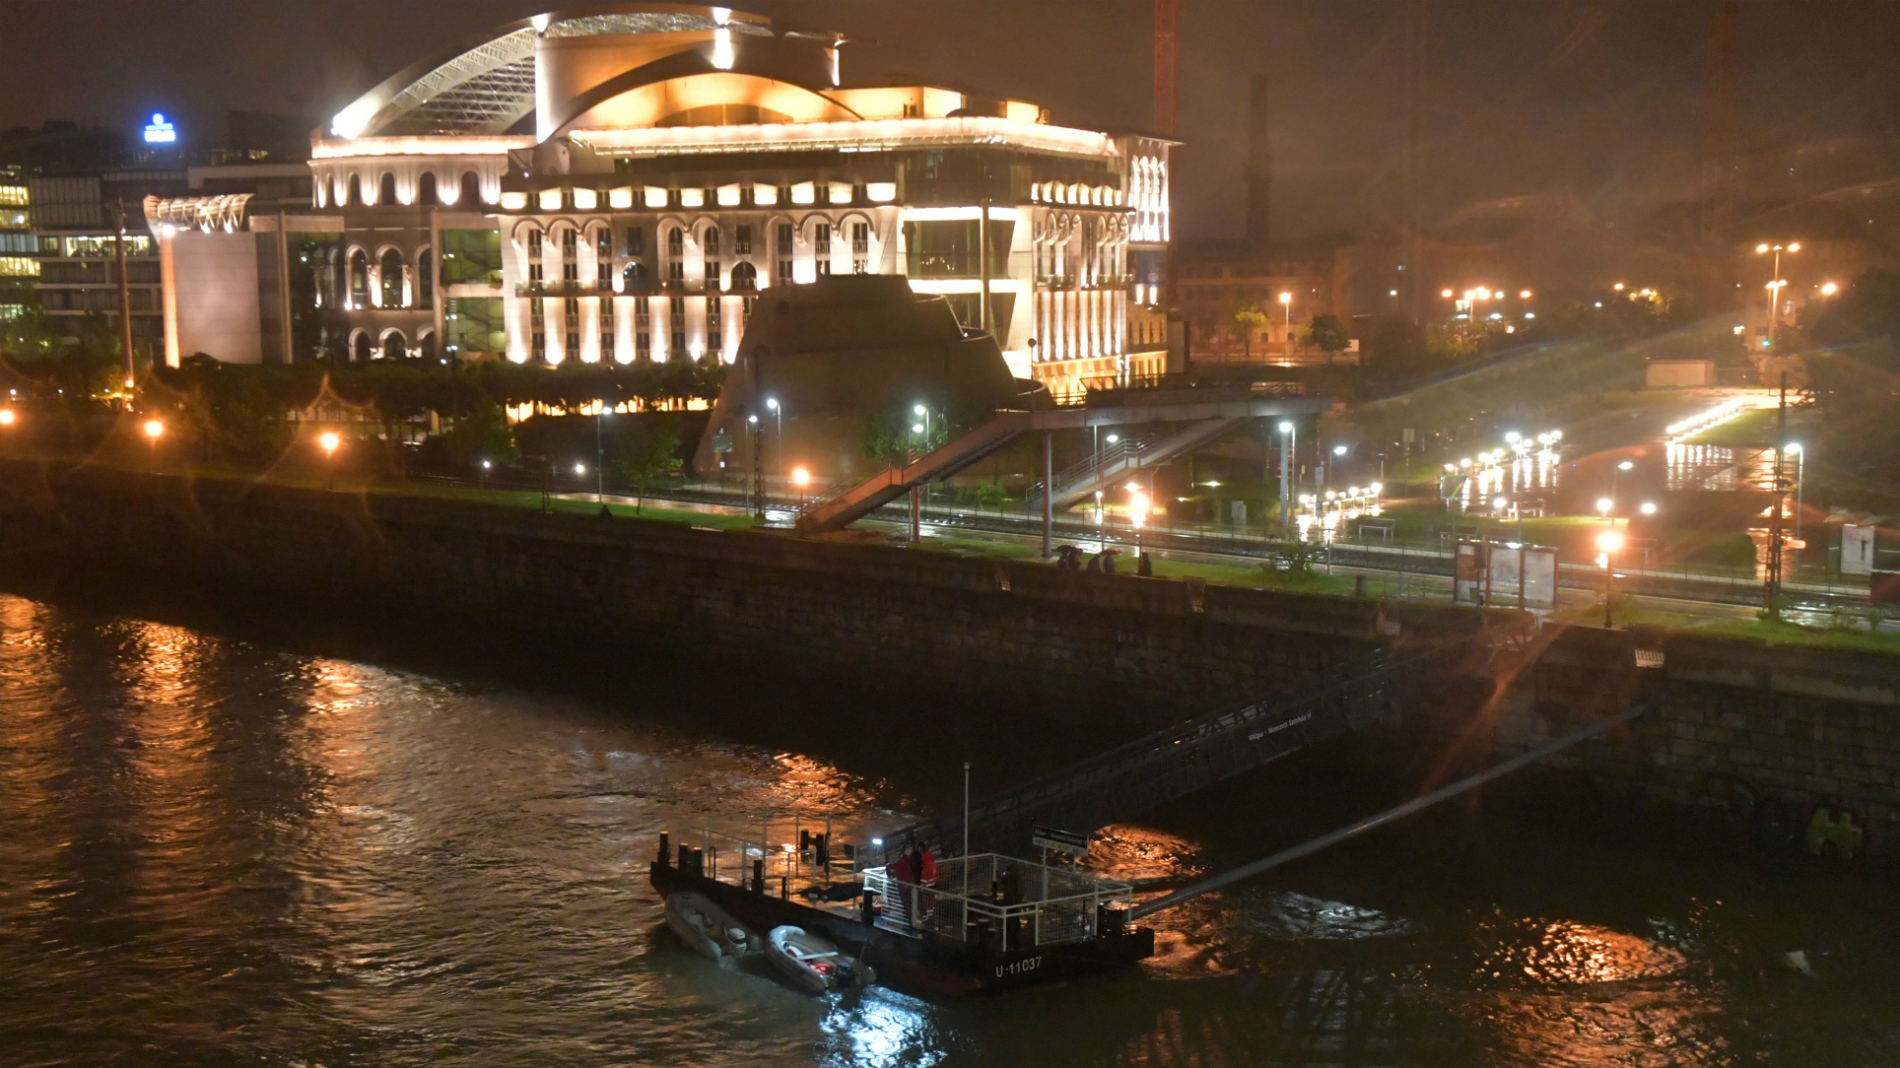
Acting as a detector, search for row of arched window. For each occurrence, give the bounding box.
[347,328,435,361]
[341,246,433,310]
[325,170,486,209]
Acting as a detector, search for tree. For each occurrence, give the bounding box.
[434,391,519,469]
[0,307,60,362]
[1810,268,1900,348]
[1231,303,1269,360]
[1306,313,1349,357]
[610,413,682,512]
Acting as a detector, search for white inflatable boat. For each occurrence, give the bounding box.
[665,891,758,962]
[765,925,874,994]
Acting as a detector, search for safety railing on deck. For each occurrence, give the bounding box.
[862,854,1132,950]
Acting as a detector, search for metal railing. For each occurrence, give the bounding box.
[863,854,1132,950]
[891,636,1497,857]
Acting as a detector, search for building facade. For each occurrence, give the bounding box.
[266,4,1171,392]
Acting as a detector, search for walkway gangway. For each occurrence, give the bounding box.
[889,630,1512,857]
[795,381,1328,535]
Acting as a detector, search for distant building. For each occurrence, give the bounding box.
[0,170,31,322]
[146,3,1172,391]
[1,112,313,361]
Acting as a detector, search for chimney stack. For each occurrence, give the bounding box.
[1246,73,1271,251]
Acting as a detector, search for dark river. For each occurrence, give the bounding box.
[3,589,1897,1067]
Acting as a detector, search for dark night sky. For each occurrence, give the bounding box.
[3,0,1897,239]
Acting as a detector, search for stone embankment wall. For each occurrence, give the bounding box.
[5,461,1898,860]
[0,461,1488,731]
[1492,624,1900,862]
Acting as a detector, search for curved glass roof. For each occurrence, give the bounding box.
[334,6,776,140]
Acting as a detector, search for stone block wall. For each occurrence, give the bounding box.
[1492,625,1900,861]
[0,461,1498,732]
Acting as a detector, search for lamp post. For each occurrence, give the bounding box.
[766,396,782,483]
[319,430,340,490]
[913,403,931,514]
[142,417,164,461]
[1787,442,1805,576]
[791,465,811,514]
[1597,529,1624,628]
[1277,291,1292,353]
[1611,459,1634,525]
[1277,420,1295,528]
[1756,241,1800,350]
[1321,443,1346,495]
[594,401,608,504]
[909,420,924,540]
[748,412,762,519]
[479,458,491,490]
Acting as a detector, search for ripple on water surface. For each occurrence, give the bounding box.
[2,592,1899,1067]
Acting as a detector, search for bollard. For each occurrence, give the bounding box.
[780,874,789,900]
[753,858,765,894]
[678,843,691,871]
[658,832,670,866]
[690,847,704,876]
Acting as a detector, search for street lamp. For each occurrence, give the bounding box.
[1787,442,1805,574]
[1820,282,1839,297]
[791,464,811,511]
[1278,291,1292,352]
[594,400,609,504]
[1277,420,1296,527]
[480,458,492,490]
[1611,458,1634,517]
[319,431,341,490]
[1596,496,1614,518]
[1640,501,1658,516]
[1597,530,1624,628]
[142,418,164,458]
[766,396,782,480]
[1756,241,1800,349]
[0,408,14,427]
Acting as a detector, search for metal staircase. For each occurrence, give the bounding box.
[1029,417,1254,512]
[794,411,1033,534]
[888,636,1495,856]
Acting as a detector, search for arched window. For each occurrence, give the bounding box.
[348,249,368,304]
[418,172,438,206]
[347,174,363,207]
[703,226,720,256]
[352,330,372,362]
[419,332,437,360]
[382,331,407,359]
[730,261,758,292]
[379,172,398,206]
[417,250,434,309]
[326,177,338,208]
[380,248,405,307]
[460,171,481,205]
[667,226,683,257]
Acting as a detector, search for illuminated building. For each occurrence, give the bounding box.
[0,171,32,321]
[288,3,1172,390]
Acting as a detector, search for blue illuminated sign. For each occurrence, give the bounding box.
[143,113,177,144]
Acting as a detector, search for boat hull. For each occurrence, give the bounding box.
[651,860,1153,997]
[664,890,755,962]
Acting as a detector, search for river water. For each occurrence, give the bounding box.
[4,589,1897,1068]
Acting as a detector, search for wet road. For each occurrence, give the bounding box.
[3,590,1897,1067]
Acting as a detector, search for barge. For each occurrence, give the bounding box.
[649,829,1154,997]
